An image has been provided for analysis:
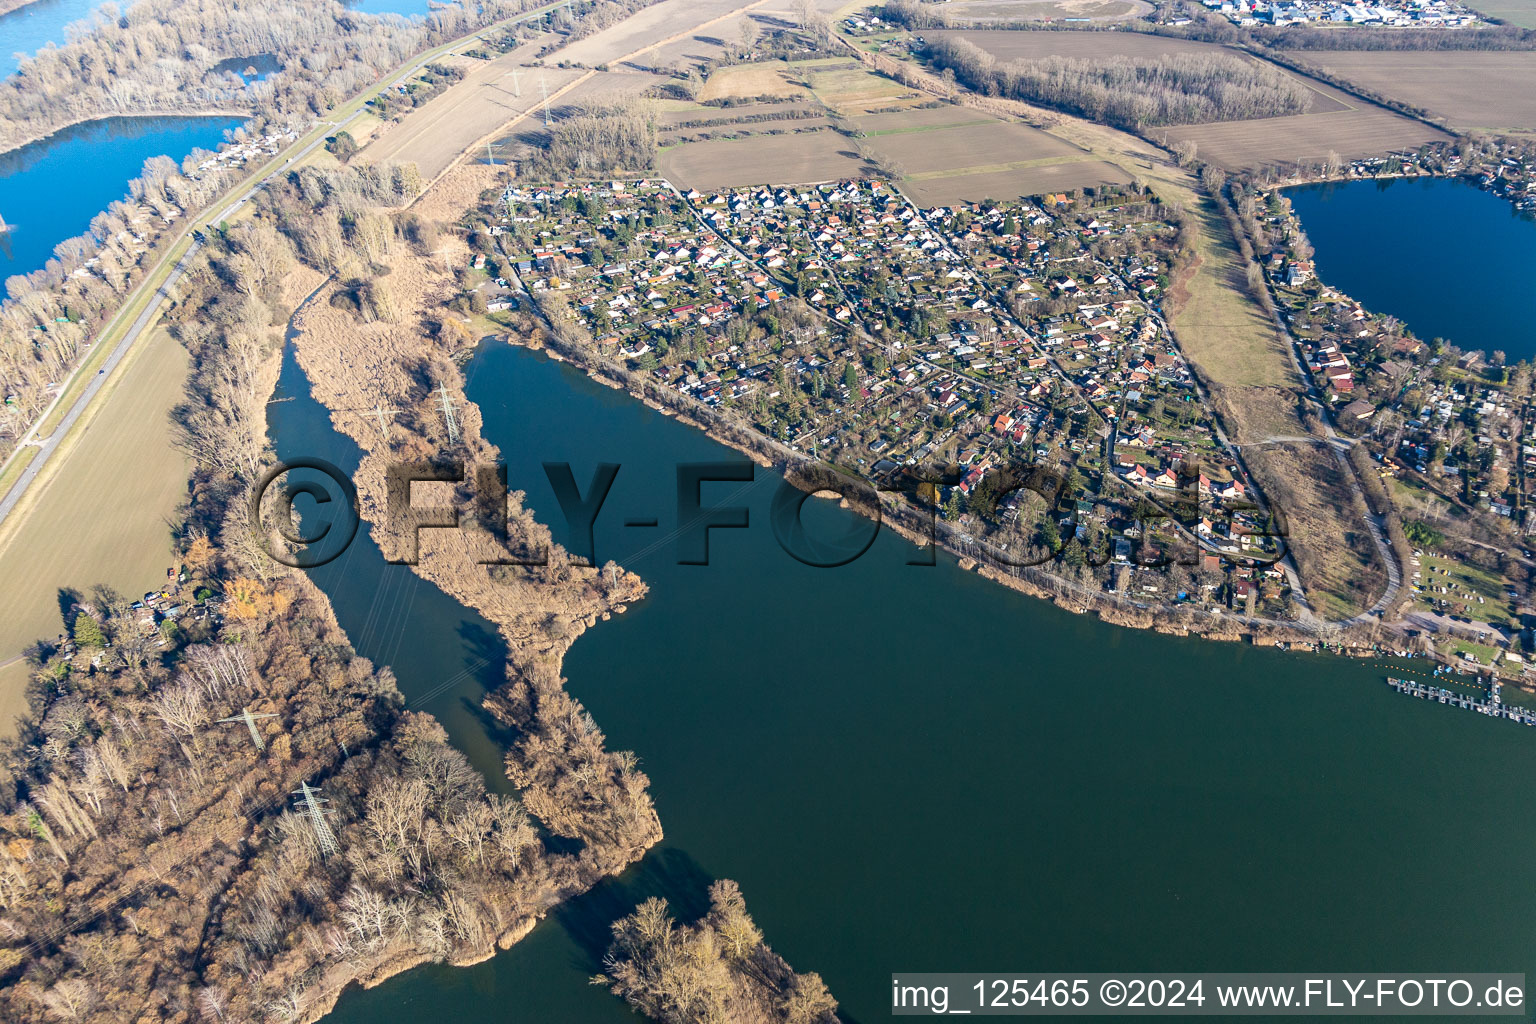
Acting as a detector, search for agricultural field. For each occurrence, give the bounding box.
[900,159,1132,205]
[1299,50,1536,133]
[939,0,1154,20]
[1156,69,1447,170]
[923,29,1446,168]
[807,61,929,113]
[697,61,813,101]
[1159,96,1449,171]
[925,27,1245,61]
[555,0,772,67]
[866,120,1084,169]
[659,58,1137,198]
[0,327,190,737]
[360,53,585,179]
[1465,0,1536,25]
[659,128,874,186]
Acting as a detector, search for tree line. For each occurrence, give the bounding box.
[0,0,546,155]
[601,881,841,1024]
[0,155,674,1023]
[921,34,1313,130]
[0,0,553,465]
[0,148,251,462]
[521,97,661,179]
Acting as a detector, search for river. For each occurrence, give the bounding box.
[268,339,1536,1023]
[1287,177,1536,363]
[0,114,242,279]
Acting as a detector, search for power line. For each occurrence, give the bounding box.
[435,381,460,444]
[216,706,279,750]
[292,780,340,858]
[368,403,400,440]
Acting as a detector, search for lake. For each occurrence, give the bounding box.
[209,52,282,86]
[0,114,242,280]
[268,340,1536,1024]
[342,0,435,17]
[0,0,102,79]
[1287,176,1536,362]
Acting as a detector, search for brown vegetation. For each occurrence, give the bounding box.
[601,881,840,1024]
[922,32,1315,129]
[0,582,594,1024]
[0,152,675,1024]
[1288,50,1536,131]
[0,0,545,156]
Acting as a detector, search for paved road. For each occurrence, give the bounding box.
[0,106,365,532]
[0,245,200,526]
[0,0,568,534]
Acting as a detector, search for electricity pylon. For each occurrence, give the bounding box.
[368,403,400,440]
[293,781,340,858]
[217,706,278,750]
[436,382,460,444]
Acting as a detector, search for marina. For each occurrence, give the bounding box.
[1387,676,1536,725]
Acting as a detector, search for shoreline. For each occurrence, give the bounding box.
[0,106,253,160]
[276,161,663,1019]
[519,329,1411,660]
[0,0,41,18]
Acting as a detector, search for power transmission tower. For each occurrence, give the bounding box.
[486,141,496,166]
[436,381,460,444]
[368,403,399,440]
[508,67,522,97]
[217,706,279,750]
[293,781,340,858]
[540,73,552,127]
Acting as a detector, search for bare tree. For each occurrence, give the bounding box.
[146,679,209,738]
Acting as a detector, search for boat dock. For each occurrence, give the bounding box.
[1387,677,1536,726]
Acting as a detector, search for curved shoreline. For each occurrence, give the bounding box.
[0,106,253,161]
[524,332,1381,653]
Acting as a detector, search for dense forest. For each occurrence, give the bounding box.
[921,34,1313,130]
[601,882,841,1024]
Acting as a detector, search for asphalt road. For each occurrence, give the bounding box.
[0,106,361,531]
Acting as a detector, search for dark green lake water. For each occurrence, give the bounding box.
[269,340,1536,1024]
[1287,177,1536,362]
[0,115,243,278]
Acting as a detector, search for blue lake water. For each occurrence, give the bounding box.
[0,0,104,78]
[342,0,433,17]
[1287,177,1536,362]
[0,115,243,280]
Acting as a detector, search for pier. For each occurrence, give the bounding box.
[1387,677,1536,726]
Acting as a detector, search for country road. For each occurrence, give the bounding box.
[0,1,568,536]
[0,108,358,530]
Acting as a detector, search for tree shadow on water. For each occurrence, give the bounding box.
[553,846,715,969]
